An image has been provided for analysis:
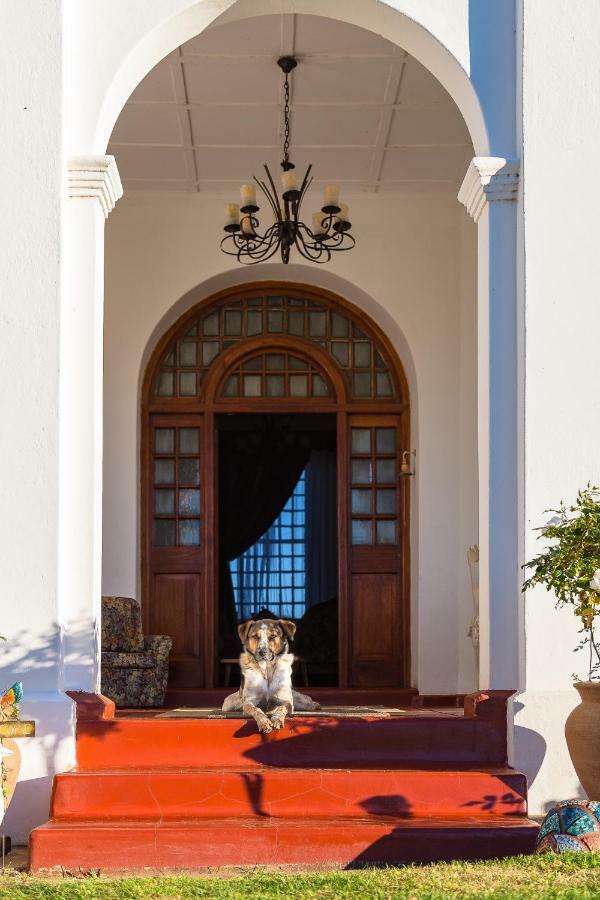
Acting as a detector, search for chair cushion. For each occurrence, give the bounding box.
[102,650,155,669]
[101,596,144,652]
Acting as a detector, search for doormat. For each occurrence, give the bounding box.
[156,706,400,719]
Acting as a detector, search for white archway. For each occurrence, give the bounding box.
[62,0,521,700]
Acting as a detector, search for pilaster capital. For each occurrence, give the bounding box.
[458,157,519,223]
[67,156,123,218]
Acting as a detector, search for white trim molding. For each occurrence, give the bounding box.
[458,157,519,222]
[67,156,123,218]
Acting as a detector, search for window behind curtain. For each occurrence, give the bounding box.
[229,470,306,620]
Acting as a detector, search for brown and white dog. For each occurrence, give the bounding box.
[222,618,320,733]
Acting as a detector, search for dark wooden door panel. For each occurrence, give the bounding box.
[152,573,202,685]
[350,573,402,687]
[347,414,407,687]
[145,414,205,688]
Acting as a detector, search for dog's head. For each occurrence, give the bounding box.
[237,618,296,661]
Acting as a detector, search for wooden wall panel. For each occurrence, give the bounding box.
[151,571,202,686]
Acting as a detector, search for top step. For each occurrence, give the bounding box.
[68,691,513,770]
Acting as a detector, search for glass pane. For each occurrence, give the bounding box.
[247,310,263,336]
[179,458,200,484]
[268,310,284,333]
[202,311,219,336]
[351,428,371,454]
[202,341,220,366]
[376,372,393,397]
[288,310,305,335]
[353,342,372,367]
[289,356,308,370]
[375,351,386,370]
[376,459,395,484]
[185,324,197,337]
[179,428,199,454]
[352,519,372,545]
[353,372,372,397]
[375,428,396,454]
[154,459,175,484]
[266,375,285,397]
[179,488,200,515]
[223,375,239,397]
[312,374,329,397]
[376,488,396,514]
[179,372,196,396]
[331,312,349,337]
[352,459,372,484]
[243,374,262,397]
[155,428,175,454]
[154,489,175,514]
[289,375,308,397]
[156,372,174,397]
[179,341,197,366]
[179,519,200,546]
[309,311,327,337]
[377,519,397,545]
[164,349,176,366]
[266,354,285,370]
[154,519,176,546]
[331,342,349,367]
[352,489,372,514]
[242,356,262,371]
[224,309,242,335]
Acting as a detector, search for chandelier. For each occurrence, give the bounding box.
[221,56,356,265]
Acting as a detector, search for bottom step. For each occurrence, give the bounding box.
[30,816,539,871]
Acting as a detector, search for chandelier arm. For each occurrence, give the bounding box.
[263,165,282,218]
[294,224,332,263]
[239,233,283,265]
[320,230,356,252]
[255,176,280,221]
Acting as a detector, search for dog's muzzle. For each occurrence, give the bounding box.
[256,647,274,661]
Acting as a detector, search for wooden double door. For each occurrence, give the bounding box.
[144,410,409,689]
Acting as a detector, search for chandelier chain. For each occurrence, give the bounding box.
[283,71,291,166]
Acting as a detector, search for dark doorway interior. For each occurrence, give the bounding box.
[217,413,338,686]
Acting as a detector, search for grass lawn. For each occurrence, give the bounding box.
[1,854,600,900]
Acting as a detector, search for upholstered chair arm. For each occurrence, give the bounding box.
[144,635,173,663]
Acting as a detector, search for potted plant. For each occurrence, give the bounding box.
[523,485,600,798]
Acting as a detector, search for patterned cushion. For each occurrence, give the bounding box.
[102,650,155,669]
[101,596,144,652]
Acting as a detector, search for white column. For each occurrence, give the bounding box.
[458,157,520,690]
[60,156,122,691]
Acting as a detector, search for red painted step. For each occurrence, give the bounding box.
[51,767,527,821]
[74,715,508,770]
[29,815,539,871]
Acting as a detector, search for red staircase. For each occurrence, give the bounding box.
[29,691,538,871]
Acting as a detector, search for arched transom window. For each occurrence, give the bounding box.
[153,292,398,402]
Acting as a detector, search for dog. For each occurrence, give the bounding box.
[222,618,321,733]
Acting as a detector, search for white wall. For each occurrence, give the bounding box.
[513,0,600,814]
[103,190,478,694]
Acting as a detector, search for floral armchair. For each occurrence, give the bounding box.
[101,596,172,708]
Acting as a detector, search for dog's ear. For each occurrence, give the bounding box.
[237,621,254,644]
[278,619,296,642]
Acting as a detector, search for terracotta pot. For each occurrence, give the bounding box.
[565,682,600,799]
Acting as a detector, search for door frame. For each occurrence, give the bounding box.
[141,281,411,688]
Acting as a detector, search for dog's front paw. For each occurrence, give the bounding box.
[270,714,285,730]
[256,714,273,734]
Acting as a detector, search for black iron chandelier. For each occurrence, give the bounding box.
[221,56,356,265]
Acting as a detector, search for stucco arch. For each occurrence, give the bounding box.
[86,0,489,157]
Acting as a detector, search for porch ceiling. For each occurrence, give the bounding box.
[108,14,472,197]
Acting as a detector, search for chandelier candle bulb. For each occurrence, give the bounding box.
[323,184,340,208]
[240,215,255,235]
[240,184,257,208]
[224,203,240,226]
[312,212,326,235]
[281,170,299,193]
